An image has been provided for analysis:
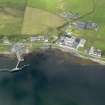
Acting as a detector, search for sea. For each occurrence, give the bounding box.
[0,49,105,105]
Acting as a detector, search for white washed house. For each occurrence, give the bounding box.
[89,46,102,58]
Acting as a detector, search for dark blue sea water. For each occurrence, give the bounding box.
[0,49,105,105]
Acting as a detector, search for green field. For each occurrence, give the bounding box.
[22,0,93,35]
[27,0,59,13]
[22,7,65,35]
[0,0,105,51]
[0,0,97,36]
[0,0,26,35]
[27,0,93,15]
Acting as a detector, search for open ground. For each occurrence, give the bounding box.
[0,0,105,51]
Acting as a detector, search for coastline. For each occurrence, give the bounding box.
[0,51,16,59]
[52,44,105,65]
[0,43,105,66]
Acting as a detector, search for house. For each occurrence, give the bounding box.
[44,36,49,42]
[72,21,98,31]
[77,39,86,48]
[3,37,11,45]
[58,36,80,48]
[60,12,80,20]
[30,36,48,42]
[88,46,102,58]
[64,31,72,36]
[64,36,76,47]
[30,36,41,42]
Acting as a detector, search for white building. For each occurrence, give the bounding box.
[64,36,76,46]
[58,36,78,48]
[30,36,41,42]
[77,39,86,48]
[60,12,80,20]
[72,21,98,31]
[44,36,49,42]
[3,37,11,45]
[88,46,102,58]
[30,36,48,42]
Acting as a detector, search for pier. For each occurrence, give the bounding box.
[10,43,25,71]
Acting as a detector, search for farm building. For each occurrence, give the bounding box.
[72,21,98,31]
[30,36,48,42]
[60,12,80,20]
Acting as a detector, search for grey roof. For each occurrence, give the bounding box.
[60,12,80,19]
[59,36,81,48]
[72,21,98,30]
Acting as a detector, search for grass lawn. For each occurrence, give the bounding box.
[0,0,105,52]
[22,7,65,35]
[0,44,11,52]
[63,0,93,16]
[0,0,26,35]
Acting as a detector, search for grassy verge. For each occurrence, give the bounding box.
[0,44,11,52]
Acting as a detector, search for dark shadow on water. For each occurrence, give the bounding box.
[0,49,105,105]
